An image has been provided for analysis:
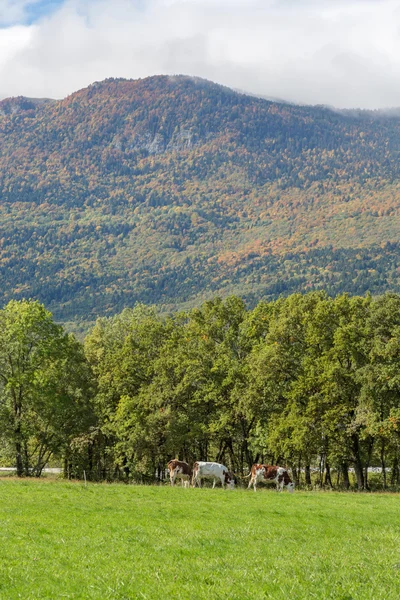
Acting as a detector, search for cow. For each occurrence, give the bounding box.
[167,459,192,487]
[192,461,235,489]
[247,464,295,493]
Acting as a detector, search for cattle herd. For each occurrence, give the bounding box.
[167,460,295,492]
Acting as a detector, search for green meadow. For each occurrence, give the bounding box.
[0,480,399,600]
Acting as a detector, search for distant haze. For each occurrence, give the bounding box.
[1,0,400,109]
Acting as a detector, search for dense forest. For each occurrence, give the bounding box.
[1,294,400,491]
[1,76,400,325]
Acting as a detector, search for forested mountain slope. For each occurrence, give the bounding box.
[1,75,400,324]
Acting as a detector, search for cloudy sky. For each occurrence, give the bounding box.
[0,0,400,108]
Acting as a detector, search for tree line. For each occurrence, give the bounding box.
[0,292,399,490]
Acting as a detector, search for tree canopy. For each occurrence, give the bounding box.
[1,293,400,490]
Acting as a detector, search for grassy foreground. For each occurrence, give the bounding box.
[0,480,399,599]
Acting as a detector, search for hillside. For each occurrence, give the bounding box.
[1,75,400,324]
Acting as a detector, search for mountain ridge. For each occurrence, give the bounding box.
[3,74,400,118]
[0,74,400,325]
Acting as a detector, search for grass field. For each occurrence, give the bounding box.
[0,480,399,599]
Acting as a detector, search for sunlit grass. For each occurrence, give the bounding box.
[0,480,399,599]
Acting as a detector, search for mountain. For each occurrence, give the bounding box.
[1,75,400,325]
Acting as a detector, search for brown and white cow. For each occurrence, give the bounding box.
[167,459,192,487]
[247,464,295,493]
[192,461,235,489]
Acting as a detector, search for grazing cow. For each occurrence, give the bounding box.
[247,464,295,493]
[167,460,192,487]
[192,461,235,489]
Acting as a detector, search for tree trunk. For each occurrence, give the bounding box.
[352,434,364,490]
[200,441,208,462]
[23,440,30,476]
[354,462,364,490]
[391,456,399,486]
[15,440,23,477]
[14,403,23,477]
[324,462,333,488]
[305,464,312,486]
[216,441,226,464]
[122,456,130,480]
[380,439,386,489]
[289,463,299,486]
[243,442,253,473]
[318,455,324,487]
[364,437,374,491]
[341,462,350,490]
[63,447,72,480]
[226,438,238,474]
[240,418,254,473]
[88,442,93,479]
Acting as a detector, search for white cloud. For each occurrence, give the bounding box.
[0,0,400,108]
[0,25,33,69]
[0,0,60,26]
[0,0,31,25]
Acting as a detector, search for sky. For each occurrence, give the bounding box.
[1,0,400,108]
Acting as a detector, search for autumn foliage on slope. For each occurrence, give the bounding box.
[0,76,400,322]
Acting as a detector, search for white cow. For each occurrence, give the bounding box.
[192,461,235,489]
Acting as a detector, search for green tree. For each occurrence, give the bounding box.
[0,300,94,476]
[84,304,168,479]
[356,294,400,487]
